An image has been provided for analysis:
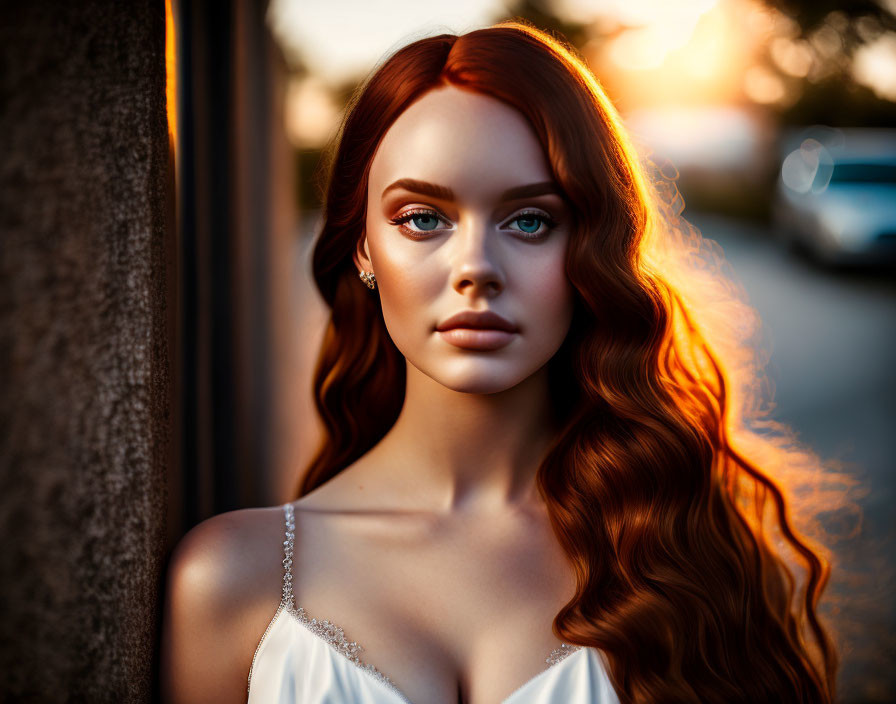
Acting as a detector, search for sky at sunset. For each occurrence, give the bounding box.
[267,0,896,152]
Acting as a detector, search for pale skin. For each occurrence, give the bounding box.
[160,85,579,704]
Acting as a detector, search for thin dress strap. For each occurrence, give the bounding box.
[281,502,296,611]
[273,500,580,702]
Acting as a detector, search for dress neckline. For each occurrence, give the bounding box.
[266,598,587,704]
[260,501,586,704]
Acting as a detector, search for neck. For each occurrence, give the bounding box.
[370,362,558,514]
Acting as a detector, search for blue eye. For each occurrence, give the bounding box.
[508,211,556,239]
[409,213,440,231]
[390,208,449,237]
[515,215,542,233]
[390,207,557,240]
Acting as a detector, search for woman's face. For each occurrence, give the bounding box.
[357,85,574,394]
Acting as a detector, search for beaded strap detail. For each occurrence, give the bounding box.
[546,642,582,666]
[281,503,405,695]
[279,503,582,701]
[282,503,295,609]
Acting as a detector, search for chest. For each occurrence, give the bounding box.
[248,609,602,704]
[291,511,578,704]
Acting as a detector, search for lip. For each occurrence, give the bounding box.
[437,328,516,350]
[436,310,518,333]
[435,310,518,351]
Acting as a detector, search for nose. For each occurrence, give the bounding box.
[450,218,505,297]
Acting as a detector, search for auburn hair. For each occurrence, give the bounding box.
[297,20,841,703]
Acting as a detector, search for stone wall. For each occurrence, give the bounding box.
[0,1,171,700]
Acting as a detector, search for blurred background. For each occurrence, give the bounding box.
[3,0,893,701]
[259,0,896,700]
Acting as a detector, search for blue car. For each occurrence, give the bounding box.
[773,128,896,268]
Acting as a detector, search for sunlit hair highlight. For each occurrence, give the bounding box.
[299,19,853,704]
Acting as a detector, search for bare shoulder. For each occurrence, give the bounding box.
[160,505,288,704]
[166,506,286,608]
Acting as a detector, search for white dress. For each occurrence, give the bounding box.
[247,503,620,704]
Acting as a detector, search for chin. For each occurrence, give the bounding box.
[418,360,537,395]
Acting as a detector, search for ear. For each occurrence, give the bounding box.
[352,230,373,274]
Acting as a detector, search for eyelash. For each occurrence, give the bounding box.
[389,208,557,240]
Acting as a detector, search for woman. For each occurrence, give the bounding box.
[161,20,838,704]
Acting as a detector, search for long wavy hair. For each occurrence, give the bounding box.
[297,20,843,703]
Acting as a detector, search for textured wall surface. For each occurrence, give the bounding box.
[0,1,171,701]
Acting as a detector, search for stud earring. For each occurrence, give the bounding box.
[358,270,377,290]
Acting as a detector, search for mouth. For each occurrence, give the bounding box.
[436,328,517,351]
[435,310,519,351]
[435,309,518,333]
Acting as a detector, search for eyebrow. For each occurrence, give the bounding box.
[381,178,561,203]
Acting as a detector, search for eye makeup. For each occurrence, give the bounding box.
[389,207,559,241]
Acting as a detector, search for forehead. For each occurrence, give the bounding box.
[368,85,552,200]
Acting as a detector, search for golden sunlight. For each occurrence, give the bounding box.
[605,0,719,71]
[165,0,177,144]
[284,76,341,149]
[587,0,776,110]
[852,33,896,101]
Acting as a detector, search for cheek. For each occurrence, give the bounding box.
[521,251,574,336]
[368,235,441,340]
